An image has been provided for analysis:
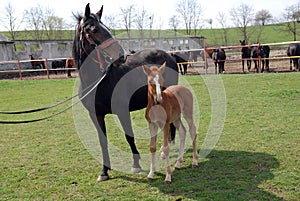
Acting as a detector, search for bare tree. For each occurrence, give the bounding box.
[135,7,148,38]
[42,8,65,40]
[148,14,154,38]
[176,0,203,36]
[120,5,136,38]
[253,9,272,42]
[23,5,45,40]
[217,12,229,45]
[43,15,64,40]
[230,3,255,43]
[207,18,213,29]
[156,17,164,38]
[255,9,272,26]
[104,15,119,36]
[169,15,180,36]
[281,3,300,41]
[0,2,23,43]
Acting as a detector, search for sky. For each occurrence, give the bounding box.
[0,0,299,31]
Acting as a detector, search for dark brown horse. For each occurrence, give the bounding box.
[251,45,270,73]
[72,3,178,182]
[287,43,300,71]
[29,54,45,69]
[206,48,226,74]
[239,40,251,73]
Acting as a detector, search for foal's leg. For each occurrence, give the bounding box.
[183,108,199,168]
[161,125,171,184]
[147,123,158,180]
[117,111,141,173]
[174,119,186,170]
[186,117,198,168]
[89,113,111,182]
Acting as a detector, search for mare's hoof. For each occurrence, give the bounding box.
[164,180,171,185]
[131,167,141,174]
[175,167,180,170]
[97,175,109,182]
[192,164,198,168]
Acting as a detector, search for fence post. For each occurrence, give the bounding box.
[204,47,208,74]
[45,58,50,79]
[17,60,22,80]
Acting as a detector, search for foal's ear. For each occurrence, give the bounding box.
[159,61,166,74]
[142,65,151,76]
[96,5,104,20]
[84,3,91,18]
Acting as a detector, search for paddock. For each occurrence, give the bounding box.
[168,41,300,75]
[0,41,300,80]
[0,57,77,80]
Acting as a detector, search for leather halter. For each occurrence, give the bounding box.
[78,16,120,72]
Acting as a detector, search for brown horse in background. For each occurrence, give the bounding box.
[143,62,198,184]
[65,57,74,77]
[29,54,45,69]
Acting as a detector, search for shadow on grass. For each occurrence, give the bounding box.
[121,150,283,201]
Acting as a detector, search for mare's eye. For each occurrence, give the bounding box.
[90,25,97,32]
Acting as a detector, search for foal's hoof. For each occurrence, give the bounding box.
[131,167,141,174]
[192,164,198,168]
[97,175,109,182]
[147,177,154,182]
[164,180,171,185]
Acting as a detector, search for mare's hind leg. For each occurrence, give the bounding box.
[174,119,186,170]
[117,111,141,173]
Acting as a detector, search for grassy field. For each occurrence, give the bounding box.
[0,73,299,200]
[1,22,300,46]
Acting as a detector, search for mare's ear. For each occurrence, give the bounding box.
[96,5,104,20]
[159,61,166,74]
[84,3,91,19]
[142,65,151,76]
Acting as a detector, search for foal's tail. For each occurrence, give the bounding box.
[168,123,176,143]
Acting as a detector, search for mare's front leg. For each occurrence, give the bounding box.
[89,113,111,182]
[117,111,141,173]
[147,123,158,180]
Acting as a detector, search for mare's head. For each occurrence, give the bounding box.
[72,3,124,70]
[142,62,166,104]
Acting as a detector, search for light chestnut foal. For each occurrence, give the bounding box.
[143,62,198,184]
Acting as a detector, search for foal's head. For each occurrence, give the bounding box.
[142,62,166,104]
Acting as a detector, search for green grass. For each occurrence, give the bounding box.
[0,73,299,200]
[1,22,300,46]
